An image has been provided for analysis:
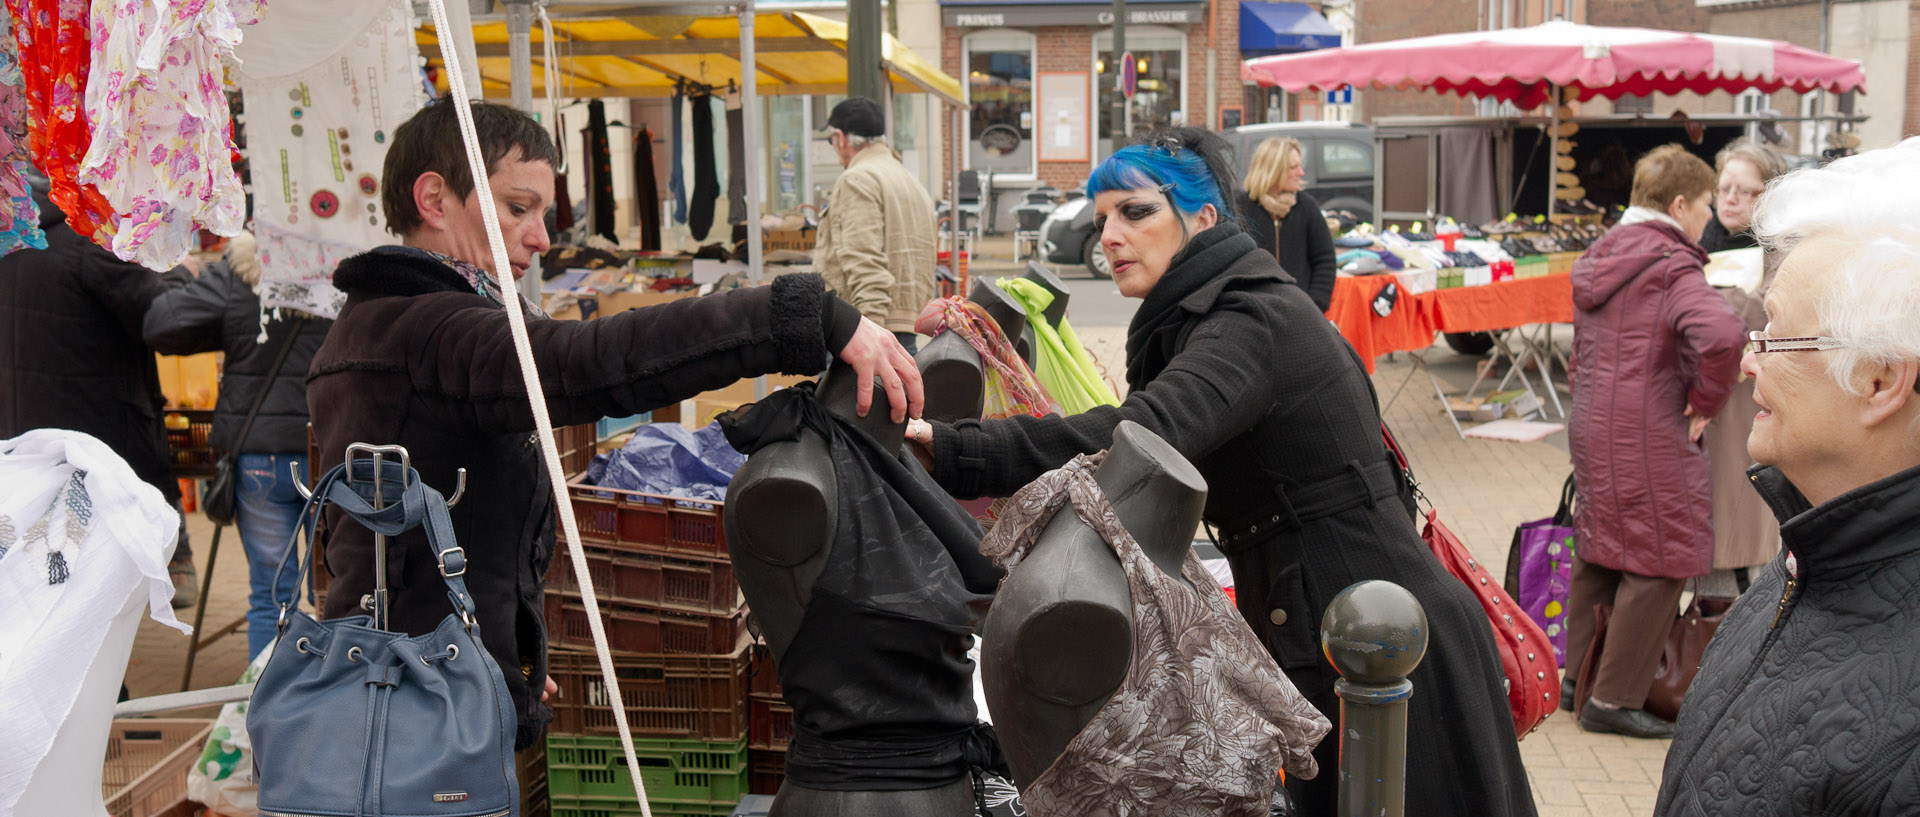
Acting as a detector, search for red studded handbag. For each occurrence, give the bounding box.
[1382,422,1560,738]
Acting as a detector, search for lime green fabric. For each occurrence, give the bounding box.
[998,278,1121,414]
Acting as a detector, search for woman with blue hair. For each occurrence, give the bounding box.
[908,128,1533,816]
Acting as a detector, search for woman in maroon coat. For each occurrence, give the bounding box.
[1566,145,1746,739]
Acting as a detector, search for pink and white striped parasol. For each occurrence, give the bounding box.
[1242,21,1866,109]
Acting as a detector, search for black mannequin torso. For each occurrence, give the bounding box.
[915,330,986,424]
[980,421,1206,787]
[968,278,1035,366]
[723,362,975,816]
[1020,261,1071,329]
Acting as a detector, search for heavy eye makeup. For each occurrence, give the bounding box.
[1094,199,1163,233]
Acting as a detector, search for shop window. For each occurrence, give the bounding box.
[1093,27,1185,158]
[964,31,1036,175]
[1615,93,1652,115]
[1320,140,1371,177]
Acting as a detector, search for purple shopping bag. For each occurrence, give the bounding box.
[1506,475,1576,664]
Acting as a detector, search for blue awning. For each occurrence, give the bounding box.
[1240,2,1341,57]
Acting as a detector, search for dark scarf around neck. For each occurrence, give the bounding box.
[1123,222,1262,384]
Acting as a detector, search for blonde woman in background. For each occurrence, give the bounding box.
[1701,139,1793,595]
[1238,137,1336,311]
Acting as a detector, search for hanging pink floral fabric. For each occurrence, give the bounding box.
[5,0,118,246]
[0,10,45,255]
[78,0,259,270]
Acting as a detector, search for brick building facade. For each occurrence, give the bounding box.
[940,0,1241,198]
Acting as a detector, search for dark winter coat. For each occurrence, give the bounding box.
[307,246,857,750]
[931,222,1534,817]
[1655,463,1920,816]
[0,191,178,501]
[1569,219,1745,578]
[143,260,333,454]
[1238,191,1336,312]
[1697,213,1757,254]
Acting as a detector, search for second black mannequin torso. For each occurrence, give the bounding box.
[969,277,1035,367]
[723,362,975,817]
[979,420,1207,788]
[915,330,986,424]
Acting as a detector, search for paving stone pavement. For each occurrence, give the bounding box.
[123,322,1664,817]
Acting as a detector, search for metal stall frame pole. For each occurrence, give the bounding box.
[1546,84,1558,220]
[506,1,534,112]
[741,2,768,400]
[742,2,763,287]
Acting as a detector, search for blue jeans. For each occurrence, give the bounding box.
[894,332,920,355]
[237,453,307,660]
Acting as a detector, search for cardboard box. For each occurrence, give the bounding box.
[1486,389,1542,418]
[550,288,695,321]
[1448,397,1505,422]
[764,229,816,253]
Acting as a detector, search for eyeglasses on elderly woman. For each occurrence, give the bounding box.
[1746,330,1846,354]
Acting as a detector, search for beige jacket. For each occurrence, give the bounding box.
[814,142,937,333]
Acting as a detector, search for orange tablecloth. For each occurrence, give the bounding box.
[1326,273,1574,373]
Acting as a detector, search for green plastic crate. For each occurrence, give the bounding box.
[548,734,748,810]
[550,793,738,817]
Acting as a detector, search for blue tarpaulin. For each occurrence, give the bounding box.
[1239,2,1341,58]
[586,422,745,502]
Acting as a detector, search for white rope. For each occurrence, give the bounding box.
[537,5,566,173]
[422,0,653,814]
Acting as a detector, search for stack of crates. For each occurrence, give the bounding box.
[544,474,758,817]
[746,648,791,795]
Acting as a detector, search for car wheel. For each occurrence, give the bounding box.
[1444,332,1496,356]
[1083,233,1111,279]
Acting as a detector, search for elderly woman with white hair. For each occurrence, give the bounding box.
[1654,138,1920,817]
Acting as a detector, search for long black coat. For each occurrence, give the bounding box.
[308,246,857,749]
[143,260,333,454]
[929,220,1528,813]
[932,223,1533,816]
[0,192,177,501]
[1655,464,1920,816]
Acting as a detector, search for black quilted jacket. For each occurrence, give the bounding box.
[1655,463,1920,816]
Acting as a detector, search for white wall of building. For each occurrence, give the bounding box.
[1829,0,1911,151]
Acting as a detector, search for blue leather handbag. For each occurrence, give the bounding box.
[248,451,518,817]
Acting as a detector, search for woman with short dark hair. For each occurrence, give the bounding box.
[307,96,920,751]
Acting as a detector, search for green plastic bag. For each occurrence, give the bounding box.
[998,278,1121,414]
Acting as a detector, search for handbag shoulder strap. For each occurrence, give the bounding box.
[230,317,305,453]
[272,459,478,632]
[1553,473,1577,526]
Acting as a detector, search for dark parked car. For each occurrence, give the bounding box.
[1039,122,1375,277]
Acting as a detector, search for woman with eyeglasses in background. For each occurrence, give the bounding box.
[906,127,1535,817]
[1699,138,1790,253]
[1698,139,1794,597]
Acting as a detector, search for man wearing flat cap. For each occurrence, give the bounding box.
[814,97,938,352]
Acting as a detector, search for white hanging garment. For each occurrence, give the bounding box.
[0,429,188,817]
[235,0,427,319]
[78,0,262,271]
